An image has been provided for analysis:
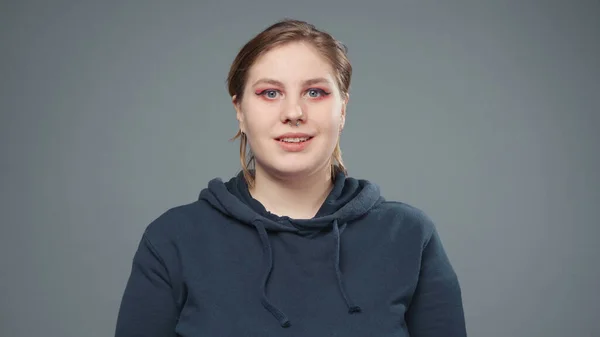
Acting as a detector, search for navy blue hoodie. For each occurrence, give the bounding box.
[115,171,466,336]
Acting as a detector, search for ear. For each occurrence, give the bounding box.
[340,92,349,131]
[232,95,245,133]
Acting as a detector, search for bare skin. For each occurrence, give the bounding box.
[232,41,348,219]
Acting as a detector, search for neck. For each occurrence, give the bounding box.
[249,165,334,219]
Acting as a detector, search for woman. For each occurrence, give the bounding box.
[115,19,467,336]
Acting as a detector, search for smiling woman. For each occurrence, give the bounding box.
[114,19,467,337]
[232,40,347,196]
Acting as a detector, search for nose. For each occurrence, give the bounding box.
[280,97,305,125]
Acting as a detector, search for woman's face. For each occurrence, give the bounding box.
[233,41,347,179]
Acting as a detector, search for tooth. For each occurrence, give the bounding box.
[281,137,308,143]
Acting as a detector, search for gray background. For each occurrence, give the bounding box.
[1,1,598,336]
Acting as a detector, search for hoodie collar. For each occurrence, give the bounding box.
[200,170,382,233]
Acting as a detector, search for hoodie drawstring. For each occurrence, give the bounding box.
[332,219,362,314]
[251,219,361,328]
[252,220,292,328]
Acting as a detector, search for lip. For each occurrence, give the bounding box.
[274,132,313,140]
[274,133,314,152]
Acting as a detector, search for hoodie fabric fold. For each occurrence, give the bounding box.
[199,171,381,327]
[115,171,467,337]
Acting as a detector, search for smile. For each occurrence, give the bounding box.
[275,136,314,152]
[278,137,312,143]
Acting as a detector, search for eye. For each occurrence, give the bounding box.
[257,89,281,99]
[306,88,330,98]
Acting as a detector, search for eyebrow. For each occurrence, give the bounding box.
[251,77,333,87]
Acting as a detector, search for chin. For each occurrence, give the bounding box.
[274,162,314,176]
[259,159,320,179]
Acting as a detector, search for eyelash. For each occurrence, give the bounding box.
[256,88,330,99]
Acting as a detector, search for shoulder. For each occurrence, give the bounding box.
[141,200,209,244]
[372,200,438,245]
[346,173,438,243]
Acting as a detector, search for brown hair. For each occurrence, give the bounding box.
[227,19,351,186]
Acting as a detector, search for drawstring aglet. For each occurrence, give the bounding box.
[348,305,362,314]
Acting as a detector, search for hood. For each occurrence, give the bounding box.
[198,170,383,328]
[200,170,382,234]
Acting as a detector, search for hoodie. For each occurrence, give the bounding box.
[115,171,467,337]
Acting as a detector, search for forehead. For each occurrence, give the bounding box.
[247,42,336,85]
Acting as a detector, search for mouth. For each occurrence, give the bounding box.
[276,136,314,143]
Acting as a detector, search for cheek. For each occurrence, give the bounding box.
[244,119,267,140]
[242,117,278,151]
[322,110,343,133]
[309,99,342,123]
[314,116,342,144]
[241,103,273,134]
